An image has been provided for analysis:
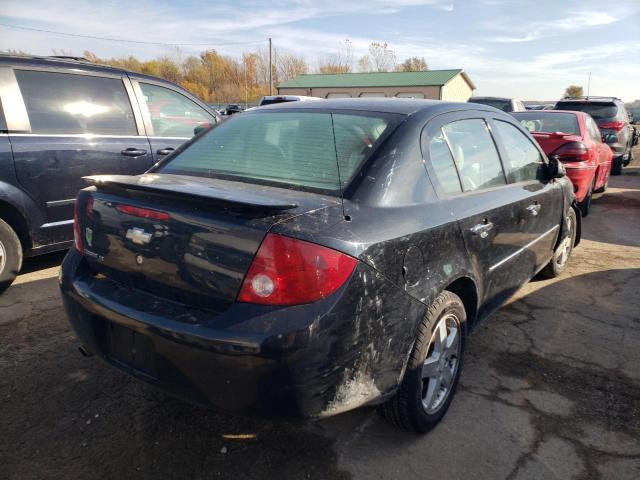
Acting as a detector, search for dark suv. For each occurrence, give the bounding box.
[0,55,220,291]
[555,96,637,175]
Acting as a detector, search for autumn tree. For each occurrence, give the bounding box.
[317,39,353,73]
[395,57,428,72]
[564,85,584,98]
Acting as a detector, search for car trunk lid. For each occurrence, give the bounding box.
[77,174,339,312]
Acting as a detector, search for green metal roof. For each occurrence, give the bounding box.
[278,69,473,89]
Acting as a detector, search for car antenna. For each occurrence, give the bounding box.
[586,72,591,100]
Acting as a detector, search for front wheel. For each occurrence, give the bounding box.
[379,290,467,433]
[541,207,577,278]
[0,219,23,293]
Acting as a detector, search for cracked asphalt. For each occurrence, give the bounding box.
[2,154,639,480]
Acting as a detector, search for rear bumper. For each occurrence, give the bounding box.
[564,165,596,202]
[60,249,425,418]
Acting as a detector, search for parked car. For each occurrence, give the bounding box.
[0,54,221,292]
[555,97,637,175]
[468,96,527,112]
[513,110,612,216]
[258,95,323,106]
[224,104,244,115]
[60,99,579,432]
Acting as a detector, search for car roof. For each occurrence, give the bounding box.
[250,97,485,115]
[556,97,621,104]
[514,110,587,116]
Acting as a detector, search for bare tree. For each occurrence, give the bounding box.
[277,53,309,82]
[316,39,354,73]
[358,42,396,72]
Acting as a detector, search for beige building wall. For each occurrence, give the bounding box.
[277,85,441,99]
[440,75,473,102]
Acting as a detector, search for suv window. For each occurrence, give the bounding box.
[442,119,506,191]
[139,83,215,138]
[15,70,137,135]
[493,120,544,182]
[555,102,619,121]
[423,129,462,194]
[586,117,602,142]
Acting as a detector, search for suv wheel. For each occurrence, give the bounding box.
[541,207,576,278]
[611,156,623,176]
[0,219,23,293]
[379,290,467,433]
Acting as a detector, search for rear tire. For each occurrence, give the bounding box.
[541,207,576,278]
[379,290,467,433]
[0,219,23,293]
[611,156,623,176]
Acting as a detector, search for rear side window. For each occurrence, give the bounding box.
[423,130,462,194]
[493,121,544,182]
[139,82,216,138]
[15,70,137,135]
[158,111,399,194]
[442,119,506,191]
[586,117,602,143]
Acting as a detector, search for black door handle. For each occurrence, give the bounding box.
[121,148,147,157]
[156,147,175,156]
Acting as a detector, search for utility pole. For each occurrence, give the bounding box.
[268,37,273,95]
[586,72,591,99]
[244,56,248,109]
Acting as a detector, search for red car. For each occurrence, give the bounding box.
[513,110,612,216]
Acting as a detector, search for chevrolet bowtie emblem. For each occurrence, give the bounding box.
[125,227,152,245]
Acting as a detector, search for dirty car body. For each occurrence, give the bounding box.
[60,99,579,419]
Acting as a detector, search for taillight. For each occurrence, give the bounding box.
[551,142,590,162]
[237,233,357,306]
[599,121,625,132]
[116,204,170,221]
[73,199,84,255]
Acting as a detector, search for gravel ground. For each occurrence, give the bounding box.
[2,151,639,480]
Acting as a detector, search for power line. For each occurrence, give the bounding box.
[0,22,266,47]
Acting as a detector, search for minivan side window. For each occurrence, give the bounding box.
[15,70,137,135]
[423,129,462,194]
[442,119,506,192]
[139,83,215,138]
[493,120,544,183]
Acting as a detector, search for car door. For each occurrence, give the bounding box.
[424,112,555,316]
[7,67,153,243]
[585,116,612,187]
[489,117,563,270]
[130,78,218,162]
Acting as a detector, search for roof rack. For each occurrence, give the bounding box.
[561,95,620,101]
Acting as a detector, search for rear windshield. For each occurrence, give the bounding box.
[513,112,581,136]
[259,98,298,106]
[469,99,511,112]
[158,110,400,194]
[555,102,618,120]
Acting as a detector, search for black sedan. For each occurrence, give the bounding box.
[60,99,579,433]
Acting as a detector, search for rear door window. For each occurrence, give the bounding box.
[493,120,544,182]
[586,117,602,142]
[423,129,462,194]
[14,70,137,135]
[442,119,506,191]
[158,111,399,194]
[139,82,216,138]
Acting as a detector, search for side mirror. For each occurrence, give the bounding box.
[547,155,566,179]
[193,122,212,136]
[603,133,617,144]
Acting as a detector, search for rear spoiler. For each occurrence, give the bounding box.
[83,174,298,212]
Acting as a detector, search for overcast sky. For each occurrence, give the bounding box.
[1,0,639,101]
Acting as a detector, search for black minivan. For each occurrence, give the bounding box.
[0,55,220,291]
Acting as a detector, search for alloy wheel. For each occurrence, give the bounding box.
[421,313,461,414]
